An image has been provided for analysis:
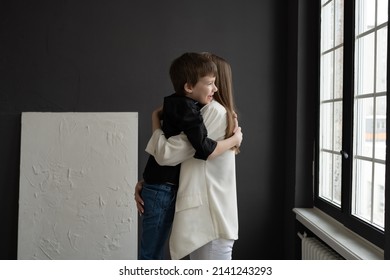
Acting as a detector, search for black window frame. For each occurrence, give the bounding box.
[314,0,388,249]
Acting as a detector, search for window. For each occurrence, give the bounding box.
[353,0,387,230]
[319,0,344,207]
[317,0,388,248]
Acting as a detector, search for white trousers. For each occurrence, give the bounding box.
[189,239,235,260]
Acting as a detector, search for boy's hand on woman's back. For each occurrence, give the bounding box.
[134,180,145,215]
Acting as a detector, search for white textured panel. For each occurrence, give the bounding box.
[18,113,138,260]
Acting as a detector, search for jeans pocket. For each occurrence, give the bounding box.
[141,186,158,216]
[175,193,203,212]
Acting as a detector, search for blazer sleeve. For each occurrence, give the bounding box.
[145,129,195,166]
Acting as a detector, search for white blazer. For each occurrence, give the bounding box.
[145,100,238,260]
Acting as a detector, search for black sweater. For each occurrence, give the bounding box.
[143,93,217,186]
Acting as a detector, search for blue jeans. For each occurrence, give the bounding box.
[139,183,177,260]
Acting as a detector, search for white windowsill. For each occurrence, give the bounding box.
[293,207,384,260]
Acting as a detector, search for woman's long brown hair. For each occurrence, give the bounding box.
[203,53,239,152]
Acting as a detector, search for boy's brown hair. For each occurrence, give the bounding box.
[169,52,217,95]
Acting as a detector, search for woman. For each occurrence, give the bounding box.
[140,53,241,260]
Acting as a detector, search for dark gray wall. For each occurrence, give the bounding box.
[284,0,319,259]
[0,0,291,259]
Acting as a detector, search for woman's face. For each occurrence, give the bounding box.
[185,75,218,105]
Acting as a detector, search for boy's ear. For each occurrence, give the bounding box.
[184,82,193,94]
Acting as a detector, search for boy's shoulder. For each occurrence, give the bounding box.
[164,93,192,101]
[164,93,199,109]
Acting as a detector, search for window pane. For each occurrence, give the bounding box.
[335,48,343,99]
[355,97,374,158]
[320,151,332,200]
[335,0,344,46]
[320,151,341,206]
[373,163,385,228]
[321,52,333,101]
[352,159,372,222]
[356,0,376,35]
[377,0,388,26]
[322,1,334,51]
[320,103,333,150]
[355,33,375,95]
[334,101,343,151]
[375,97,386,160]
[333,154,342,204]
[376,26,388,93]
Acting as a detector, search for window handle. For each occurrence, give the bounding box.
[340,150,349,159]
